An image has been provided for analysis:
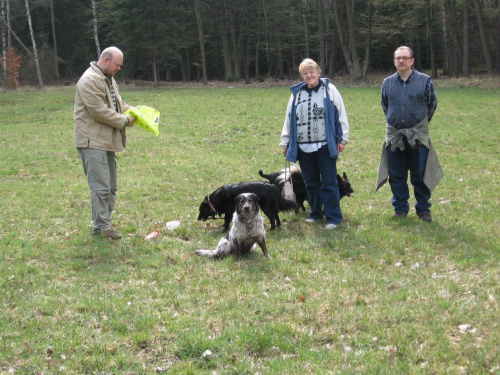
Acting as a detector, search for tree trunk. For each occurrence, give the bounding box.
[227,3,241,79]
[92,0,100,59]
[302,0,309,58]
[25,0,43,88]
[255,2,262,80]
[1,0,7,89]
[472,0,493,76]
[443,0,461,76]
[496,3,500,74]
[220,9,233,80]
[324,0,336,77]
[331,0,353,75]
[428,0,438,78]
[49,0,59,80]
[346,0,362,79]
[317,0,325,71]
[152,51,158,86]
[4,0,9,47]
[441,0,450,75]
[332,0,361,80]
[194,0,207,84]
[0,14,30,55]
[275,28,284,79]
[262,0,271,77]
[463,0,470,77]
[361,0,372,78]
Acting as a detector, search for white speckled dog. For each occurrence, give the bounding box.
[196,193,271,259]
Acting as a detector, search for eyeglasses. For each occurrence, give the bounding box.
[394,56,413,61]
[302,71,318,77]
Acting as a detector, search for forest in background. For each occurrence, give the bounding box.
[1,0,499,88]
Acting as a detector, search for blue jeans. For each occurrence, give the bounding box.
[297,145,342,225]
[386,138,431,215]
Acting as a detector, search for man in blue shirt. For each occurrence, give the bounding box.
[379,46,439,222]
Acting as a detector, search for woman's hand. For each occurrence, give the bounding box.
[282,148,288,157]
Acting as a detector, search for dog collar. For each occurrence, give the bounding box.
[207,196,217,214]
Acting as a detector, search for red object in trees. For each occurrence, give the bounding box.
[0,47,22,89]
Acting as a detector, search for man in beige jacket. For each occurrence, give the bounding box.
[74,46,135,239]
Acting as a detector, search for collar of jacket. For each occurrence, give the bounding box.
[290,77,330,95]
[91,61,112,80]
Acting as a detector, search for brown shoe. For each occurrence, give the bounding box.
[105,229,122,240]
[418,213,432,223]
[392,211,407,218]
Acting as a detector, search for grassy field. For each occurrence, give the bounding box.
[0,81,499,374]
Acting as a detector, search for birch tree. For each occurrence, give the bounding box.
[25,0,43,88]
[49,0,59,80]
[92,0,101,59]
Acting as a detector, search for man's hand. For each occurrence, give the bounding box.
[337,143,345,153]
[127,115,135,127]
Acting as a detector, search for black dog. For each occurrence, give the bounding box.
[337,172,354,199]
[196,193,270,259]
[259,166,307,213]
[198,181,297,231]
[259,167,354,213]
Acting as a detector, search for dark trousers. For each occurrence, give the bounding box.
[298,145,342,225]
[386,138,431,215]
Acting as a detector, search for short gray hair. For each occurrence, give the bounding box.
[299,58,321,76]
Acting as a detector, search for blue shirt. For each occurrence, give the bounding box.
[381,68,437,129]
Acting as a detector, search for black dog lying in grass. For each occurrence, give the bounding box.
[196,193,271,259]
[198,181,297,231]
[259,167,354,213]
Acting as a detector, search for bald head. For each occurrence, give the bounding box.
[97,47,124,77]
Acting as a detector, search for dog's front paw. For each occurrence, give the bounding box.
[265,254,273,259]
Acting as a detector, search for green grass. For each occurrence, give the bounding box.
[0,82,499,374]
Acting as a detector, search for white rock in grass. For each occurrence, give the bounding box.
[458,324,476,334]
[201,349,214,359]
[166,220,180,231]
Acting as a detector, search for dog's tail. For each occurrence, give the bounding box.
[277,196,298,212]
[276,166,302,185]
[258,170,273,182]
[195,249,219,258]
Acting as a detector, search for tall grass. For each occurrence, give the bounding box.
[0,83,499,374]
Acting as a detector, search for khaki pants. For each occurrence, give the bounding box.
[78,148,117,234]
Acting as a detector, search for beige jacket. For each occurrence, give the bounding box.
[74,62,130,151]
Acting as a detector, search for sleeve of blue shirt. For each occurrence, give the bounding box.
[426,80,437,122]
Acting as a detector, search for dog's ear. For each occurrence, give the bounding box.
[343,172,348,179]
[248,193,259,203]
[203,195,209,203]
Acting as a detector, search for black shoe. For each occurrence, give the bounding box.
[392,211,407,218]
[418,213,432,222]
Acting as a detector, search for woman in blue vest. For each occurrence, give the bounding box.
[280,58,350,230]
